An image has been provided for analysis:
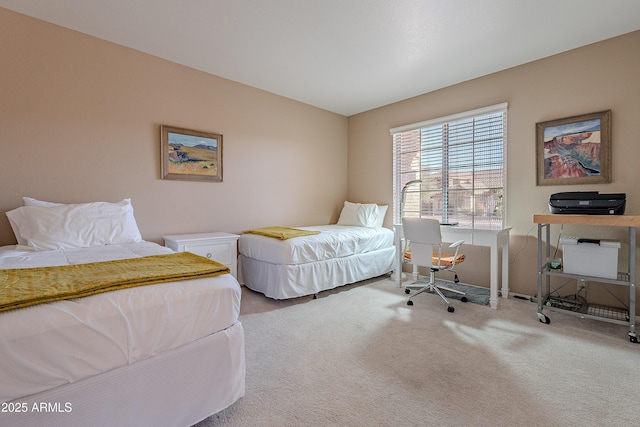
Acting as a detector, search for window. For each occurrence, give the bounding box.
[391,103,507,230]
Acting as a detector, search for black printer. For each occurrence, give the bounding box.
[549,191,626,215]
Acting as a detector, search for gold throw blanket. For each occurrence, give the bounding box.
[243,226,321,240]
[0,252,229,313]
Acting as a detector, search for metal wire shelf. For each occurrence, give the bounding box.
[544,296,629,323]
[586,303,630,322]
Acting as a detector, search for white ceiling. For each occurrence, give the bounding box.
[2,0,640,116]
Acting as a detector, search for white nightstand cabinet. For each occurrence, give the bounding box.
[162,232,239,278]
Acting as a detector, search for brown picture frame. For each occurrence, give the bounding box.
[161,125,223,182]
[536,110,611,186]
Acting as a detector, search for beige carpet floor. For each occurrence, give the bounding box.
[196,277,639,427]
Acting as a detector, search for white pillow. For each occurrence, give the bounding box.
[375,205,388,227]
[6,199,143,250]
[7,198,67,245]
[23,196,64,207]
[337,201,379,227]
[7,216,28,246]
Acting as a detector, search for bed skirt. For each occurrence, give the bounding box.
[239,246,395,299]
[2,321,245,427]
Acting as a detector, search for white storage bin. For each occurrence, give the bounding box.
[560,237,620,279]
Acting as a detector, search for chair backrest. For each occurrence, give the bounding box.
[402,217,442,245]
[402,217,442,267]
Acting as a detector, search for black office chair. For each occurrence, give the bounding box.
[402,217,467,312]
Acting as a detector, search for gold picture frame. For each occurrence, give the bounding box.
[535,110,611,186]
[161,125,223,182]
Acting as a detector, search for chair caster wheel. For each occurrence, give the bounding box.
[454,274,460,283]
[407,300,414,306]
[405,288,411,294]
[447,306,454,313]
[461,297,468,303]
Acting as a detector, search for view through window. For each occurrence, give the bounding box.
[391,103,507,230]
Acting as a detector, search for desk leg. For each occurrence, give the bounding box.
[489,239,499,309]
[391,227,404,287]
[392,247,403,288]
[501,233,510,300]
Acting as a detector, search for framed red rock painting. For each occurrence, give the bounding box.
[536,110,611,186]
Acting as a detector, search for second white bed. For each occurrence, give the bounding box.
[238,225,395,299]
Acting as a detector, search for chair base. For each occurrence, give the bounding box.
[405,270,467,311]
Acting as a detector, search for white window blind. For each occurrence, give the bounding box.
[391,103,507,230]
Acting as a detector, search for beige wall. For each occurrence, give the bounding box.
[3,8,639,302]
[348,30,640,298]
[0,9,348,246]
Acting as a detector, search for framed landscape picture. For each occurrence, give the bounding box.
[536,110,611,186]
[161,125,223,182]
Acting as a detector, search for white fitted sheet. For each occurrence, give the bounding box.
[0,242,241,403]
[238,225,394,265]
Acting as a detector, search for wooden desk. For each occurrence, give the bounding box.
[533,213,640,228]
[394,224,511,309]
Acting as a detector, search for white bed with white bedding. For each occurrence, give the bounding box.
[0,198,245,427]
[238,202,396,299]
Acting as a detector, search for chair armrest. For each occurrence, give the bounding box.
[447,240,465,268]
[448,240,465,249]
